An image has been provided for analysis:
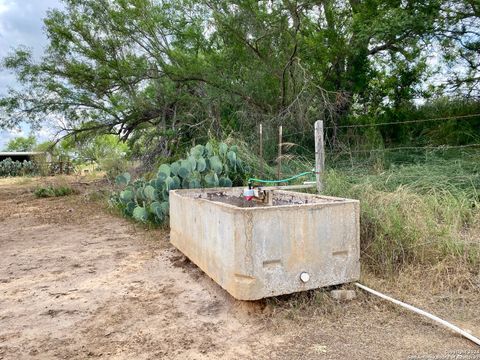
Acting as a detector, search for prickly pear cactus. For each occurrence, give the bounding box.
[0,158,39,177]
[132,206,149,222]
[115,172,131,186]
[110,141,245,224]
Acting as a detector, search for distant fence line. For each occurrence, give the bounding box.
[281,113,480,136]
[177,113,480,157]
[44,160,74,175]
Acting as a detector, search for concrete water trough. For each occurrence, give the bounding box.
[170,187,360,300]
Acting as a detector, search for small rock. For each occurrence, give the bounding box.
[262,304,273,316]
[330,289,356,301]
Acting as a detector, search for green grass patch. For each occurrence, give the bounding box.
[323,150,480,275]
[34,185,76,198]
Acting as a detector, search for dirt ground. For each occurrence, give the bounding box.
[0,176,479,360]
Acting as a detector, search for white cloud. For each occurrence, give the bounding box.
[0,0,63,147]
[0,2,10,16]
[0,0,63,94]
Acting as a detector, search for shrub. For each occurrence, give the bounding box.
[98,156,130,182]
[48,161,75,175]
[34,185,75,198]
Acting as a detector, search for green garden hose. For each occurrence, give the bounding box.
[248,170,315,184]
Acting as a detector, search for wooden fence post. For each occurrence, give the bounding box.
[259,123,264,178]
[277,125,283,180]
[315,120,325,193]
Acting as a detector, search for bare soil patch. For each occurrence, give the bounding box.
[0,176,478,359]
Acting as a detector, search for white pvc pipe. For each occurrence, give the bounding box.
[354,282,480,347]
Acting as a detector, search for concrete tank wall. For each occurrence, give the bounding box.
[170,188,360,300]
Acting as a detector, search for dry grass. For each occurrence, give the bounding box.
[322,165,480,277]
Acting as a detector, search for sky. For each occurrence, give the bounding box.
[0,0,62,149]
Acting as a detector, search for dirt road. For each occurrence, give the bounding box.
[0,177,478,359]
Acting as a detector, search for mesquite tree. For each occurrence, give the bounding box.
[1,0,478,149]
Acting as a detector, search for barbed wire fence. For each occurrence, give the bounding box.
[171,112,480,189]
[249,112,480,183]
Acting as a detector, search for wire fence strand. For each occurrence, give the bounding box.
[281,113,480,137]
[328,113,480,129]
[341,143,480,153]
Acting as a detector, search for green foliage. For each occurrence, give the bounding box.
[34,185,75,198]
[35,141,56,154]
[4,135,36,152]
[61,134,129,164]
[110,141,244,224]
[324,150,480,274]
[99,156,130,182]
[33,140,76,176]
[0,158,38,177]
[35,140,69,159]
[2,0,476,151]
[336,98,480,151]
[57,133,130,179]
[49,161,75,176]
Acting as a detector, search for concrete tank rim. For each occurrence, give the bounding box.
[169,187,359,212]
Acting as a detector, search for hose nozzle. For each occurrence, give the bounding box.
[243,182,254,200]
